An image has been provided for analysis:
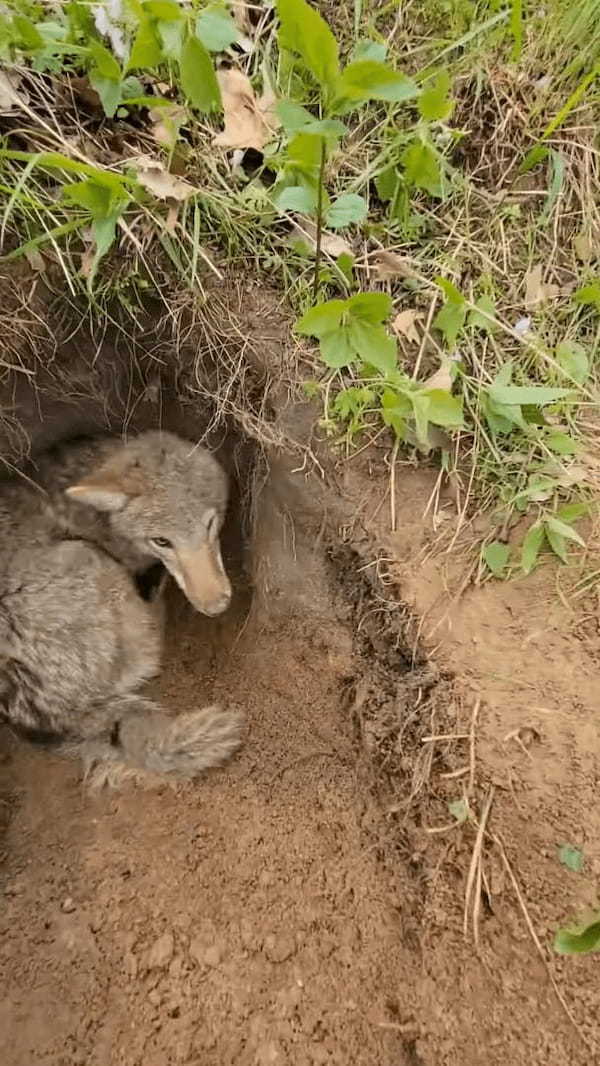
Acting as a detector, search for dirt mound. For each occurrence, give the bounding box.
[0,274,599,1065]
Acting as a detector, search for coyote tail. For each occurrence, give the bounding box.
[70,696,244,787]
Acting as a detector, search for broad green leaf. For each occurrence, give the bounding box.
[286,132,323,171]
[375,165,399,202]
[179,34,221,112]
[436,277,464,304]
[336,251,355,284]
[489,385,571,406]
[433,300,466,348]
[62,179,112,218]
[546,431,580,455]
[87,213,120,289]
[296,299,347,338]
[483,541,510,578]
[555,339,589,385]
[348,292,392,324]
[425,389,464,428]
[557,502,588,522]
[325,193,367,229]
[320,327,355,368]
[300,118,347,138]
[347,320,397,373]
[402,141,443,197]
[418,69,453,122]
[554,916,600,955]
[574,280,600,309]
[196,4,240,51]
[13,15,44,50]
[410,391,430,447]
[448,798,469,823]
[89,73,121,118]
[545,516,585,547]
[157,18,185,60]
[145,0,184,19]
[128,16,163,69]
[519,145,549,174]
[276,100,316,134]
[89,40,121,81]
[381,388,412,438]
[336,60,418,104]
[468,294,497,332]
[275,184,318,214]
[277,0,340,92]
[545,527,568,563]
[352,39,387,63]
[521,523,545,575]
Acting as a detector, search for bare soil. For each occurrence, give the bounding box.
[0,276,599,1065]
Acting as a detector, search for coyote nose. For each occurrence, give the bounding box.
[202,592,231,616]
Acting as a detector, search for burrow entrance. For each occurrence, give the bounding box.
[0,278,454,1066]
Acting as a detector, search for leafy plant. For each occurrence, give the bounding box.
[554,914,600,955]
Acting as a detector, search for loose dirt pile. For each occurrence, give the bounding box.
[0,273,598,1065]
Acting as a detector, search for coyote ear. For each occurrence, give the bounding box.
[66,481,129,513]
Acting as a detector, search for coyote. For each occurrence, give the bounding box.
[0,431,243,783]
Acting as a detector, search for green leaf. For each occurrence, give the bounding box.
[13,15,44,50]
[410,391,430,447]
[286,132,323,172]
[425,389,464,428]
[300,118,347,138]
[557,502,588,522]
[521,523,545,575]
[402,141,443,197]
[555,340,589,385]
[546,431,580,456]
[433,301,466,349]
[381,388,411,438]
[448,798,469,823]
[375,165,399,203]
[179,34,221,112]
[157,18,185,60]
[352,39,387,63]
[196,4,240,51]
[62,179,112,218]
[519,145,549,174]
[145,0,184,19]
[325,193,367,229]
[545,516,585,547]
[275,184,318,213]
[128,16,163,69]
[320,327,355,368]
[347,320,397,373]
[277,0,340,92]
[89,40,121,81]
[489,385,571,406]
[483,541,510,578]
[468,294,497,333]
[574,280,600,309]
[89,73,122,118]
[336,60,418,104]
[87,213,120,289]
[545,526,568,563]
[418,70,453,122]
[348,292,392,324]
[296,299,347,338]
[276,100,316,135]
[554,916,600,955]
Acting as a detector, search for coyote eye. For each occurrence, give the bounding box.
[150,536,172,550]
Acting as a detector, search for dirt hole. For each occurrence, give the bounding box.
[0,282,454,1066]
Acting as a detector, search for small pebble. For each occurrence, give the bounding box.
[62,897,76,913]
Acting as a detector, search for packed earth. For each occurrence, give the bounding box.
[0,279,598,1066]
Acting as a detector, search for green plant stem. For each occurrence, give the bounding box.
[313,138,327,302]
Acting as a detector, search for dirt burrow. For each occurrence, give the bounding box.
[0,277,599,1066]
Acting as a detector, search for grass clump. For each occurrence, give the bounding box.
[0,0,599,578]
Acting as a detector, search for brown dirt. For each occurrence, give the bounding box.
[0,275,599,1065]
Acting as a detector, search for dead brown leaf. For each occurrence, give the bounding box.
[150,105,186,151]
[289,221,352,258]
[524,263,560,308]
[392,309,423,345]
[0,70,28,112]
[424,358,453,391]
[213,68,280,152]
[131,156,197,201]
[573,232,596,263]
[368,250,415,280]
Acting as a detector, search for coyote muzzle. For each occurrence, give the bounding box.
[177,542,232,616]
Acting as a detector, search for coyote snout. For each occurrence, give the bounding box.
[176,541,232,616]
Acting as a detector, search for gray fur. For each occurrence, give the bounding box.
[0,431,243,782]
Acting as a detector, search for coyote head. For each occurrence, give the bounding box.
[66,432,232,616]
